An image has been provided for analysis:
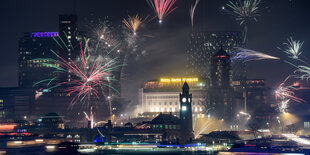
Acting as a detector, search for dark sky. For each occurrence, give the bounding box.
[1,0,310,105]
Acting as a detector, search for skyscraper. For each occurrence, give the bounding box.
[18,32,59,88]
[19,15,79,88]
[208,48,234,125]
[211,48,231,88]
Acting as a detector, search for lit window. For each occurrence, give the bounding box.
[182,106,187,111]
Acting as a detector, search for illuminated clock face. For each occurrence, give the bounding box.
[182,98,186,103]
[188,98,191,102]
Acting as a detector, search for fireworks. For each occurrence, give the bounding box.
[190,0,200,28]
[147,0,178,23]
[123,14,147,35]
[275,76,307,113]
[87,18,119,48]
[279,37,304,59]
[275,81,305,103]
[232,47,280,62]
[83,106,94,128]
[225,0,262,43]
[296,65,310,80]
[278,99,290,113]
[33,37,122,105]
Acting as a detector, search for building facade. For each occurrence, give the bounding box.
[208,49,234,125]
[18,32,59,88]
[0,88,35,121]
[138,77,207,119]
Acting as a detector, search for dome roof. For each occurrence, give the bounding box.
[151,113,179,124]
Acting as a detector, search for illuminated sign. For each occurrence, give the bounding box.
[160,77,199,83]
[30,32,59,38]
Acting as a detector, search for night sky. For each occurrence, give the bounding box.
[1,0,310,107]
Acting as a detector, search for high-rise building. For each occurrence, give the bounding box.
[232,79,267,114]
[186,31,245,81]
[18,32,59,88]
[208,49,234,125]
[17,15,111,127]
[58,14,79,82]
[211,48,231,88]
[19,15,79,88]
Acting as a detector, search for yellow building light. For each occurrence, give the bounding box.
[160,77,199,83]
[160,78,171,82]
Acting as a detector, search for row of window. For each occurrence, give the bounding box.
[147,101,202,106]
[146,96,178,99]
[152,124,177,130]
[150,107,203,113]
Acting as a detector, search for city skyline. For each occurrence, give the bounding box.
[2,1,310,153]
[0,0,310,106]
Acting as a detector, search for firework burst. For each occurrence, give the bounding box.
[278,99,290,113]
[147,0,178,23]
[224,0,262,43]
[275,76,307,113]
[231,47,279,62]
[279,37,304,59]
[275,83,305,103]
[190,0,200,28]
[123,14,149,35]
[275,78,308,113]
[87,18,119,48]
[33,37,122,105]
[296,66,310,80]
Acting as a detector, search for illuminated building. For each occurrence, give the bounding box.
[186,31,245,81]
[208,48,234,124]
[58,14,79,82]
[18,15,79,88]
[138,77,206,118]
[17,15,111,127]
[211,48,231,88]
[179,82,194,143]
[18,32,58,87]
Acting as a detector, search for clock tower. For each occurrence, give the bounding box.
[179,81,194,144]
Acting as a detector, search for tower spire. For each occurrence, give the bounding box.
[182,81,190,94]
